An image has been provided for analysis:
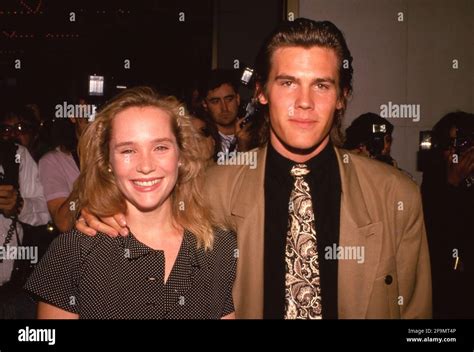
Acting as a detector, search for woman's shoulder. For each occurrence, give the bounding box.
[211,228,237,255]
[50,228,113,255]
[39,148,69,164]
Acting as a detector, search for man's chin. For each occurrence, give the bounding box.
[285,143,322,155]
[281,135,328,155]
[217,117,237,125]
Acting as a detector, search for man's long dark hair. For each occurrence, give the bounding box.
[255,18,354,147]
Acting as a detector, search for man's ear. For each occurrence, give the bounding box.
[256,83,268,105]
[201,100,208,111]
[336,88,349,110]
[236,93,241,106]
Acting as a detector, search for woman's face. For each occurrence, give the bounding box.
[109,106,180,213]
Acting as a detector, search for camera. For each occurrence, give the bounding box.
[453,129,473,156]
[419,130,433,151]
[366,124,386,157]
[240,67,254,87]
[238,66,259,129]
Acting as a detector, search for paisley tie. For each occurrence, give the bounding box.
[284,164,323,319]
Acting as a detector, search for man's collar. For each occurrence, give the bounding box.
[267,139,335,175]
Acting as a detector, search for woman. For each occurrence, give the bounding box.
[38,98,91,232]
[25,87,237,319]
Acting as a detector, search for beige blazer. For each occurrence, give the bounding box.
[205,145,432,319]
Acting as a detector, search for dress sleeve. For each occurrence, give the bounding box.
[24,231,81,314]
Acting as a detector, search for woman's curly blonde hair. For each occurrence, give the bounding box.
[69,86,217,249]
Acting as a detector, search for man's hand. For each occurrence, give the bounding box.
[447,146,474,187]
[235,116,253,151]
[0,185,18,218]
[76,208,129,237]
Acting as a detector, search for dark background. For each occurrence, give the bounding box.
[0,0,283,117]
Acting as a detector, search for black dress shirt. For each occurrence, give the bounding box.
[264,141,341,319]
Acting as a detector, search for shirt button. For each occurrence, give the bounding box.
[385,275,393,285]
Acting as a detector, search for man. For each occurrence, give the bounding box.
[344,113,395,165]
[77,19,431,319]
[0,107,42,162]
[0,138,50,318]
[199,69,254,155]
[344,113,416,181]
[421,111,473,318]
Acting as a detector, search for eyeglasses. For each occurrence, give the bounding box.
[0,123,34,135]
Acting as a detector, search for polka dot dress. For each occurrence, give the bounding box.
[24,228,237,319]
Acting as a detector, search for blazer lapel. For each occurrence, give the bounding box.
[335,148,383,318]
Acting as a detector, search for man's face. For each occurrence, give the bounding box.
[203,83,240,130]
[442,126,458,161]
[383,134,393,156]
[259,46,344,157]
[0,116,33,147]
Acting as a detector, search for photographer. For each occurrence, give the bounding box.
[0,138,50,318]
[343,113,415,180]
[343,112,396,166]
[0,106,48,162]
[421,111,474,319]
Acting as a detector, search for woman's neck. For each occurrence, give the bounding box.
[125,201,182,250]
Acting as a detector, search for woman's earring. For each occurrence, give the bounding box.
[107,167,112,173]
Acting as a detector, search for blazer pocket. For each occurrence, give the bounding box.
[373,256,400,318]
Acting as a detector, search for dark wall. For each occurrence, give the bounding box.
[215,0,283,70]
[0,0,213,117]
[0,0,284,118]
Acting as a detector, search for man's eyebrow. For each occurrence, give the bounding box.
[208,94,235,100]
[114,138,174,148]
[314,77,336,84]
[275,75,336,85]
[275,74,297,81]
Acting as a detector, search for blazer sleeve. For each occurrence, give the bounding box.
[396,185,432,319]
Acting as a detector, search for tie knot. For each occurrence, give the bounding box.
[290,164,310,178]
